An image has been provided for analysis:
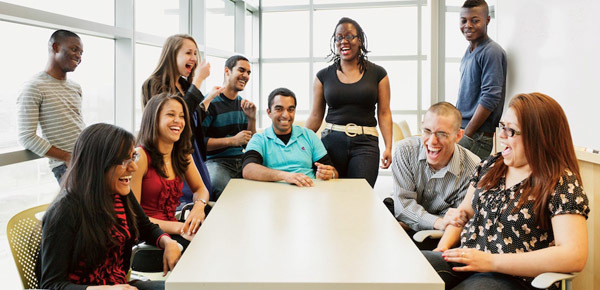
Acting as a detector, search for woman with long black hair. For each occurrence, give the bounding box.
[40,123,181,290]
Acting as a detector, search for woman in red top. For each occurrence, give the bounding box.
[131,93,210,248]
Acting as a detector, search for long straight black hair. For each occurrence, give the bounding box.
[43,123,139,270]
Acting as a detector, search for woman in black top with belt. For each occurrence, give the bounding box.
[306,17,393,187]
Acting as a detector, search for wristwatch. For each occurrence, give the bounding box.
[195,198,207,205]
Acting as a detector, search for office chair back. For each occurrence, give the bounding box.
[6,204,48,289]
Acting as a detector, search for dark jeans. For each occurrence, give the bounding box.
[51,163,67,184]
[206,157,243,200]
[131,235,191,273]
[129,279,164,290]
[321,129,380,187]
[458,131,493,160]
[422,251,534,290]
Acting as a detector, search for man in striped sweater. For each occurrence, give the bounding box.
[389,102,480,249]
[202,55,256,200]
[16,29,85,183]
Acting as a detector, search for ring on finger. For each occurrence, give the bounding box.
[461,251,465,257]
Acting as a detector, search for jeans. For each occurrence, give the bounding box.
[458,131,493,160]
[206,157,243,200]
[321,129,380,187]
[51,163,67,184]
[422,251,534,290]
[129,280,165,290]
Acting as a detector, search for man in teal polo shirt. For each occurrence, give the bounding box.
[242,87,338,187]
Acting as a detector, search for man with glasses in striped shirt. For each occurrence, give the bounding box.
[388,102,480,250]
[17,29,85,183]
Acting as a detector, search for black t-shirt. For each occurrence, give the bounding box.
[316,60,387,127]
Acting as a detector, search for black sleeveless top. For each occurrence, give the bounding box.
[316,61,387,127]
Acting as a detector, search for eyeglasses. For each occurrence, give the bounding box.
[421,128,451,140]
[335,34,359,43]
[120,152,140,168]
[498,122,521,137]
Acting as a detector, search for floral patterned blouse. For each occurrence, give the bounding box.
[460,153,589,289]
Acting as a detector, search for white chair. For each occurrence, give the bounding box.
[412,230,577,289]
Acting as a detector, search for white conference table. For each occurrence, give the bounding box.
[166,179,443,290]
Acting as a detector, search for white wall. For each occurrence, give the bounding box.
[495,0,600,149]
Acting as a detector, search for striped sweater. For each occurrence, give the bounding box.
[16,72,85,169]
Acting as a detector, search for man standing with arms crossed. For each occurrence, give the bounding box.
[17,29,85,183]
[456,0,507,159]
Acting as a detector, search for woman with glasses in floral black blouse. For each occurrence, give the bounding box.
[423,92,589,290]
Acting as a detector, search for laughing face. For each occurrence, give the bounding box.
[225,60,251,92]
[55,36,83,73]
[499,108,529,170]
[335,23,361,61]
[105,147,138,196]
[460,5,490,46]
[176,39,198,77]
[158,99,186,144]
[421,111,464,171]
[268,95,296,135]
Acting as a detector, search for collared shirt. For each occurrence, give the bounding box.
[390,136,480,231]
[245,125,327,179]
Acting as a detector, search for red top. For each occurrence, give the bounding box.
[68,194,129,285]
[139,146,183,221]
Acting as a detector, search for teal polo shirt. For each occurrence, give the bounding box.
[246,125,328,179]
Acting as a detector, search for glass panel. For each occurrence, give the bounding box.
[445,62,460,105]
[314,0,400,3]
[392,114,418,137]
[0,158,60,289]
[378,61,418,111]
[313,7,418,57]
[71,36,115,126]
[3,0,114,25]
[0,22,114,153]
[422,58,432,109]
[446,11,467,58]
[206,0,235,52]
[134,44,163,131]
[204,56,227,93]
[245,10,254,57]
[261,63,310,112]
[445,0,465,7]
[135,0,180,37]
[261,0,308,6]
[262,11,309,58]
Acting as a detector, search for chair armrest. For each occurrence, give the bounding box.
[413,230,444,242]
[531,272,577,289]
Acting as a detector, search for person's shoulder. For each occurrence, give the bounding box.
[394,136,422,157]
[457,143,481,165]
[22,72,49,87]
[481,38,506,55]
[316,63,336,77]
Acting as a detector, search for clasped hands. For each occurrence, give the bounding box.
[283,162,337,187]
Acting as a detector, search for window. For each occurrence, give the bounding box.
[3,0,114,25]
[135,0,180,37]
[206,0,236,52]
[134,43,163,131]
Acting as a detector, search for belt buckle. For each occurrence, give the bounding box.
[344,123,358,137]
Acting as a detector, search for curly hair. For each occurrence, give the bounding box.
[326,17,370,73]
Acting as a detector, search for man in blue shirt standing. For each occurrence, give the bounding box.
[456,0,507,159]
[242,88,338,187]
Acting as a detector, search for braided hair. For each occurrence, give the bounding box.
[326,17,370,73]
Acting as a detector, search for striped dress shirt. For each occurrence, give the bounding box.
[390,136,480,231]
[16,72,85,169]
